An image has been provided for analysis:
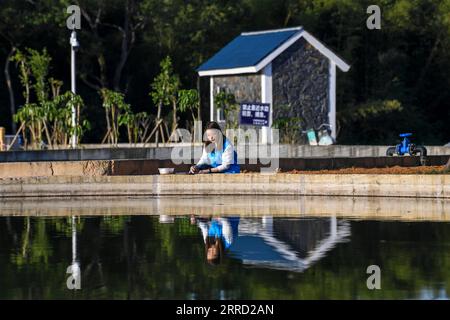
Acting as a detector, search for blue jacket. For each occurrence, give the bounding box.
[207,138,240,174]
[207,217,240,249]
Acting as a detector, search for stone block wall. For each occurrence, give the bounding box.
[212,74,261,127]
[213,74,262,103]
[272,38,330,136]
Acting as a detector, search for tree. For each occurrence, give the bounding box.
[150,56,179,145]
[215,91,239,130]
[118,111,150,145]
[100,89,130,145]
[178,89,200,122]
[27,48,52,104]
[4,46,17,133]
[0,0,66,133]
[10,48,60,149]
[10,50,32,105]
[272,104,303,144]
[75,0,146,92]
[50,92,90,147]
[1,0,450,144]
[179,89,201,142]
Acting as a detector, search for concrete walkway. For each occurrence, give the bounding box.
[1,174,449,198]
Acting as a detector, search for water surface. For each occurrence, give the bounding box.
[0,212,449,299]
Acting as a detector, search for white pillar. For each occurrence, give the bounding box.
[262,216,273,233]
[216,86,223,122]
[328,61,337,140]
[210,77,214,121]
[261,64,273,144]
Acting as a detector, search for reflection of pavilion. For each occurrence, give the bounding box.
[230,217,351,272]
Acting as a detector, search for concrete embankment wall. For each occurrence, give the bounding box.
[0,155,449,178]
[1,144,449,162]
[1,196,449,221]
[1,174,448,198]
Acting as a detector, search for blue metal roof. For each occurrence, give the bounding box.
[197,28,302,72]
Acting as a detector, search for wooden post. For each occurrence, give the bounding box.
[6,122,24,151]
[0,127,5,151]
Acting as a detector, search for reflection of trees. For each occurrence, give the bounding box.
[11,218,53,267]
[0,217,449,299]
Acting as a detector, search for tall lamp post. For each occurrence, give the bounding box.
[70,31,79,148]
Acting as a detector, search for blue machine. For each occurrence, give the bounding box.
[386,133,427,157]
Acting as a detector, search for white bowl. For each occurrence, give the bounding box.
[158,168,175,175]
[159,215,175,224]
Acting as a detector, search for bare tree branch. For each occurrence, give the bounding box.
[80,73,101,91]
[4,46,17,133]
[101,23,125,34]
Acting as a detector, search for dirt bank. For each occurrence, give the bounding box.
[278,165,449,175]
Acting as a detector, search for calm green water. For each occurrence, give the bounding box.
[0,215,449,300]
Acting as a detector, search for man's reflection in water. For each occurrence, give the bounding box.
[192,216,240,265]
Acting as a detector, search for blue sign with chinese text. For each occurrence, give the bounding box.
[239,102,270,127]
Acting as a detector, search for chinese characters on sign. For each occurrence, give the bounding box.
[240,102,270,127]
